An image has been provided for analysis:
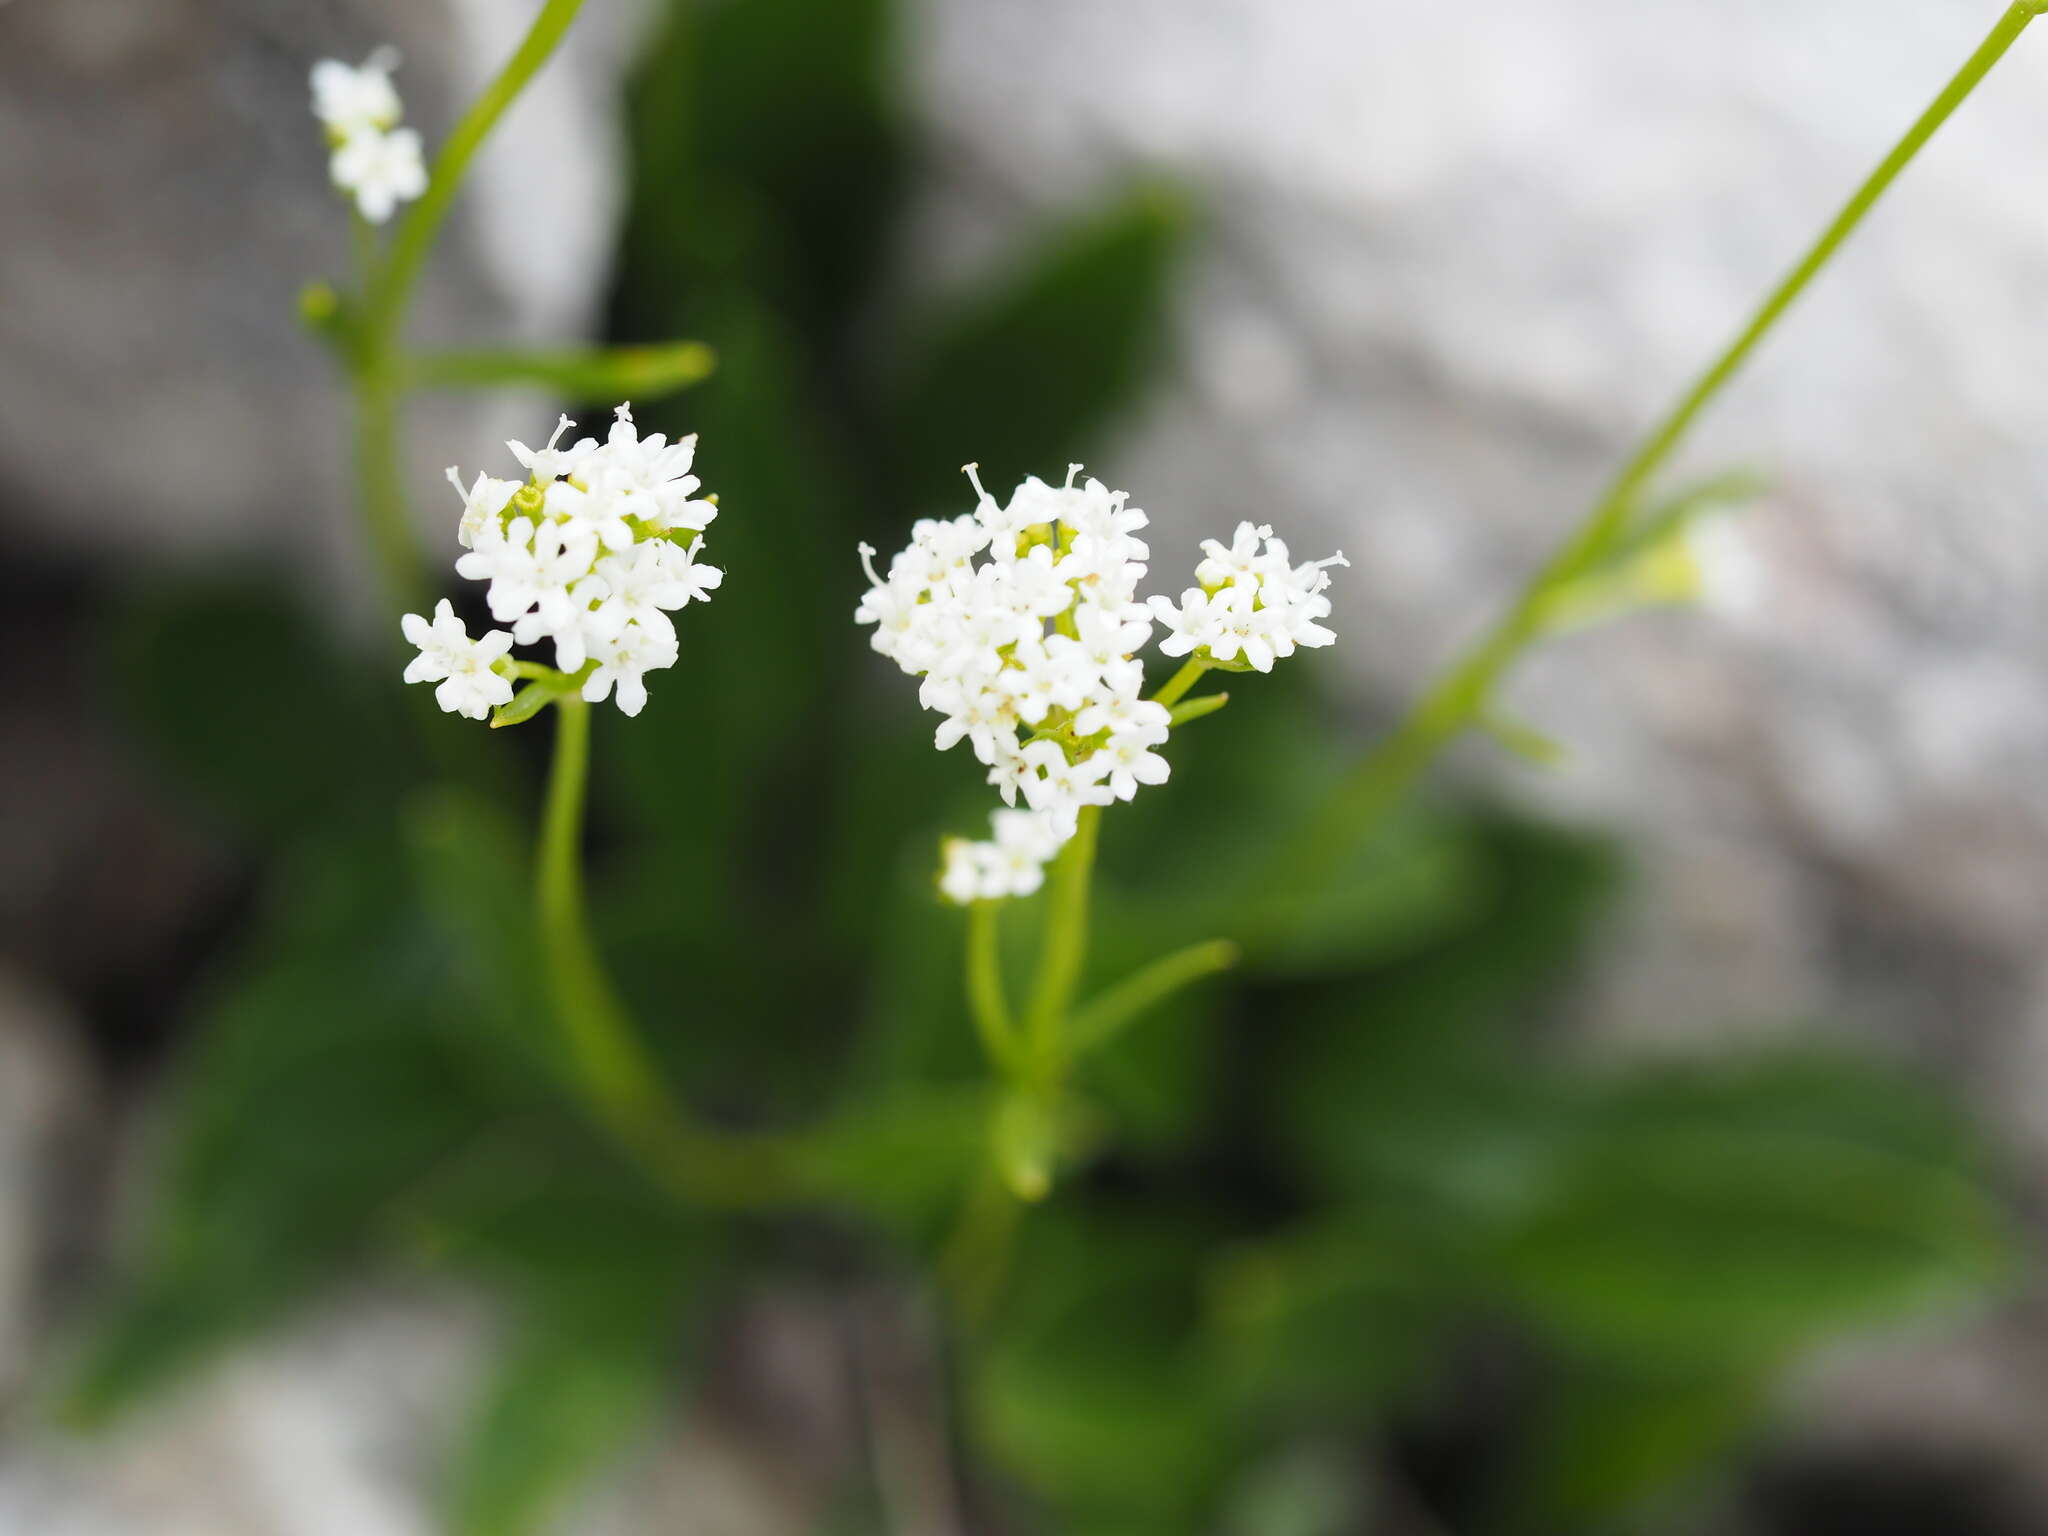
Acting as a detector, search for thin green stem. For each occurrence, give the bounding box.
[1023,804,1101,1076]
[536,700,803,1208]
[966,900,1023,1072]
[938,1163,1024,1326]
[362,0,589,353]
[1069,939,1241,1056]
[1269,2,2040,904]
[538,700,667,1124]
[345,0,588,619]
[1152,657,1211,710]
[353,363,430,617]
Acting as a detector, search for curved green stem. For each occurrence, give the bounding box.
[348,0,589,617]
[537,700,802,1207]
[363,0,590,351]
[1069,939,1240,1056]
[1152,657,1211,710]
[1271,1,2042,902]
[966,900,1023,1073]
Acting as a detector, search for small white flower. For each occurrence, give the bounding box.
[508,415,598,484]
[1195,521,1273,589]
[400,599,514,721]
[330,125,426,224]
[583,621,680,719]
[1149,587,1228,658]
[656,536,725,606]
[446,467,521,549]
[311,52,402,138]
[1100,728,1172,801]
[936,810,1064,904]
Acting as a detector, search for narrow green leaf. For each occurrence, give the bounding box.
[1166,691,1230,729]
[410,342,717,404]
[1070,940,1238,1056]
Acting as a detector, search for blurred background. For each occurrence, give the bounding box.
[6,0,2048,1531]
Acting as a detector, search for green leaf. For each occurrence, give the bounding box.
[1206,1210,1468,1421]
[400,787,558,1094]
[409,342,716,404]
[1241,807,1492,979]
[623,0,905,339]
[63,827,491,1423]
[101,577,403,841]
[1271,815,1619,1209]
[890,186,1192,516]
[1497,1053,2013,1370]
[446,1302,673,1536]
[972,1206,1237,1533]
[1505,1365,1763,1534]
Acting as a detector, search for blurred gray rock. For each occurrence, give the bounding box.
[0,974,98,1407]
[0,0,636,614]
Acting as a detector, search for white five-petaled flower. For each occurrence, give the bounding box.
[855,469,1343,903]
[399,600,514,721]
[403,403,726,722]
[311,49,426,224]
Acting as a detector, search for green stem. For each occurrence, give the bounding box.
[1272,1,2041,901]
[966,900,1023,1072]
[1152,657,1211,710]
[362,0,590,353]
[1069,939,1241,1056]
[346,0,589,619]
[536,700,802,1208]
[538,700,667,1123]
[353,363,430,617]
[1023,804,1101,1076]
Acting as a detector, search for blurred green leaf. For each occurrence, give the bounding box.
[623,0,904,341]
[1505,1365,1762,1534]
[410,342,716,403]
[102,577,403,841]
[402,786,558,1093]
[890,186,1191,515]
[64,828,490,1423]
[1207,1210,1468,1422]
[1497,1053,2012,1370]
[800,1084,989,1235]
[1272,815,1619,1209]
[973,1206,1236,1533]
[446,1302,673,1536]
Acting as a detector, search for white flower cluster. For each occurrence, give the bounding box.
[310,51,426,224]
[401,404,723,720]
[1152,521,1346,672]
[856,466,1344,903]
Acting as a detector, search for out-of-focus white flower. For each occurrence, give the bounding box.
[414,404,725,721]
[1683,514,1765,617]
[312,49,427,224]
[400,599,514,720]
[311,51,401,138]
[329,125,426,224]
[857,471,1343,901]
[939,810,1067,903]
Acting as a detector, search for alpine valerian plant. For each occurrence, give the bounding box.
[62,1,2048,1530]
